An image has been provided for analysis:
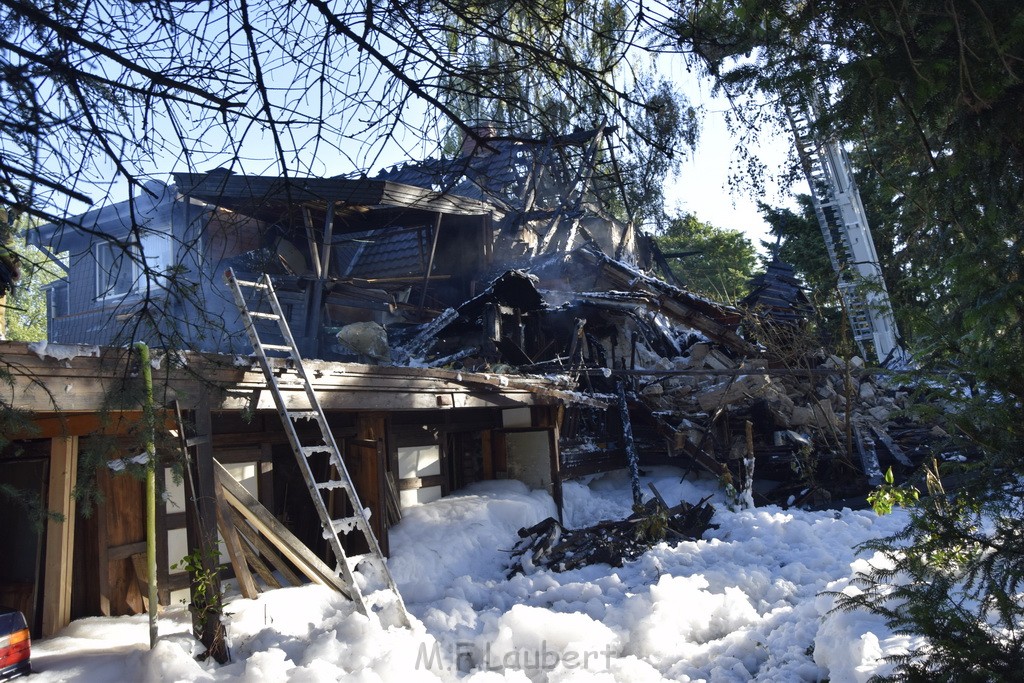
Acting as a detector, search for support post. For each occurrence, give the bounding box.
[135,341,159,649]
[616,381,642,507]
[305,201,336,356]
[418,213,443,311]
[544,406,564,524]
[42,435,78,637]
[301,205,323,279]
[740,421,756,509]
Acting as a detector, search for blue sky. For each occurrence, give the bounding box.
[662,59,797,253]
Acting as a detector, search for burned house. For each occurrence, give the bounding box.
[28,126,650,356]
[5,125,948,639]
[6,126,668,636]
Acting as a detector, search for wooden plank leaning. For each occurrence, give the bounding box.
[213,459,350,597]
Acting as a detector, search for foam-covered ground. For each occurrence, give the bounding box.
[30,467,918,682]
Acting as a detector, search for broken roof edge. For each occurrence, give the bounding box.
[1,340,596,416]
[172,170,500,220]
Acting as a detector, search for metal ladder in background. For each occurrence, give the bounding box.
[224,268,411,628]
[786,98,874,353]
[784,94,905,365]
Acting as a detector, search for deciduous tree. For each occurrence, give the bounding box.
[655,212,758,302]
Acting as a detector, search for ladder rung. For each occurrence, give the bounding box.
[316,479,351,491]
[261,343,293,352]
[233,277,269,289]
[326,517,364,536]
[249,312,281,320]
[345,553,372,569]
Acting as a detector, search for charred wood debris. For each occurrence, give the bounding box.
[507,485,717,576]
[380,246,964,522]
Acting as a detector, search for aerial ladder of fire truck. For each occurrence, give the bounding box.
[783,93,910,367]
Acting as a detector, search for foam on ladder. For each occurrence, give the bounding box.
[224,268,412,628]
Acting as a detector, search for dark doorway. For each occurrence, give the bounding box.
[0,452,49,636]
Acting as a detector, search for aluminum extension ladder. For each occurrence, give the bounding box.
[784,93,906,366]
[224,268,411,628]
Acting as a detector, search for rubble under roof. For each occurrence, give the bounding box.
[382,255,963,509]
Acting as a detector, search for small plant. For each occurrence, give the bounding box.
[172,543,223,629]
[718,466,744,511]
[790,443,818,489]
[867,467,919,516]
[173,541,230,663]
[633,503,669,543]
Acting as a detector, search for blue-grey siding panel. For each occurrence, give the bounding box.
[42,186,306,355]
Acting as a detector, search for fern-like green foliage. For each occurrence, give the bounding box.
[867,467,920,516]
[632,503,669,543]
[172,543,223,625]
[0,366,54,529]
[0,370,36,450]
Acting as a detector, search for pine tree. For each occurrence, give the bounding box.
[667,2,1024,678]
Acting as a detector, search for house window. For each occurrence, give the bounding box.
[95,242,134,298]
[138,230,173,288]
[48,280,70,318]
[94,231,173,299]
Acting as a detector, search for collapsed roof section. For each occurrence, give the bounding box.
[174,126,647,301]
[161,127,658,359]
[388,247,750,373]
[174,169,499,231]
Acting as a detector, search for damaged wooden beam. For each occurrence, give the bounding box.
[213,470,259,600]
[213,460,350,597]
[228,506,303,588]
[1,341,580,414]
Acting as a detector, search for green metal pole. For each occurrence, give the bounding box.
[136,342,159,649]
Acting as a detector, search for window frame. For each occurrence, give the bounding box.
[47,279,70,318]
[94,240,135,300]
[93,230,173,301]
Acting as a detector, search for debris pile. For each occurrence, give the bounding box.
[384,256,960,507]
[507,491,716,575]
[629,342,959,506]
